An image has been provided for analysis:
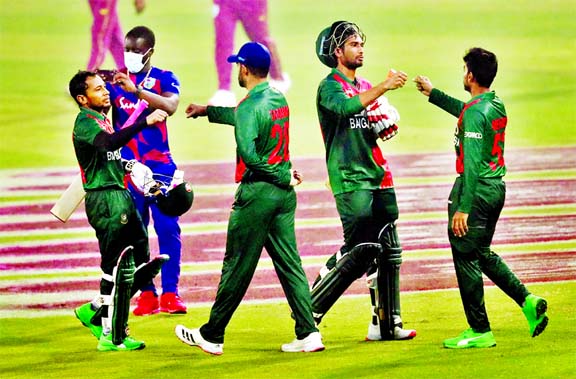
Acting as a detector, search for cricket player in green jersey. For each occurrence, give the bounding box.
[175,42,324,355]
[311,21,417,341]
[414,47,549,348]
[69,70,168,351]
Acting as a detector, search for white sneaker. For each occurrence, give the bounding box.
[366,323,417,341]
[208,89,236,107]
[366,322,381,341]
[394,325,417,340]
[175,325,223,355]
[269,73,291,94]
[281,331,325,352]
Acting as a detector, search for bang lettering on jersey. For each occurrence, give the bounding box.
[333,74,373,131]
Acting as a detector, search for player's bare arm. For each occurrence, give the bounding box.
[290,169,303,187]
[358,70,408,107]
[113,72,179,115]
[414,75,434,97]
[451,211,469,237]
[185,103,208,118]
[146,109,168,124]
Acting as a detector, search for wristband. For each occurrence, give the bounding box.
[135,86,143,98]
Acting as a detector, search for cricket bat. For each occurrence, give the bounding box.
[50,100,149,222]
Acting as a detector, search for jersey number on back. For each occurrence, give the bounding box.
[268,121,290,164]
[490,117,507,169]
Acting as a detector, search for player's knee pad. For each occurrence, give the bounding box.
[311,243,381,324]
[378,222,402,265]
[376,223,403,339]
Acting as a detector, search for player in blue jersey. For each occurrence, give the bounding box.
[107,25,187,315]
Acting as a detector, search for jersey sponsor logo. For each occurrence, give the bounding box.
[107,150,122,161]
[464,131,483,139]
[118,97,142,110]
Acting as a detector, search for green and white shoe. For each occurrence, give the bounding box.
[443,328,496,349]
[522,294,549,337]
[97,333,145,352]
[74,302,102,339]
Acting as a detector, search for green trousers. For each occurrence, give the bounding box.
[200,181,318,343]
[85,189,149,285]
[448,177,529,333]
[334,188,399,252]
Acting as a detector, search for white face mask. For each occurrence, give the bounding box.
[124,49,151,73]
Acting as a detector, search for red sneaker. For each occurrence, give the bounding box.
[133,290,159,316]
[160,292,187,314]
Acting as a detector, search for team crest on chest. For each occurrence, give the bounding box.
[120,213,128,224]
[142,77,156,90]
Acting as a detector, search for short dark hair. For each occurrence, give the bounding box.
[245,65,269,78]
[463,47,498,88]
[126,25,155,48]
[69,70,97,106]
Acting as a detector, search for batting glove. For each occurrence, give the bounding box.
[367,96,400,141]
[126,160,156,195]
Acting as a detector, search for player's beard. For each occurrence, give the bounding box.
[92,100,111,115]
[343,56,363,70]
[89,103,110,115]
[238,68,247,89]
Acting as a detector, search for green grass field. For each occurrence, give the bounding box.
[0,1,575,378]
[1,283,575,379]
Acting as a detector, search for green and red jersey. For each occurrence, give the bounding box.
[429,88,507,212]
[316,68,394,195]
[73,107,126,191]
[207,82,293,187]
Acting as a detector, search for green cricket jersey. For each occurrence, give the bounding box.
[207,82,292,187]
[317,68,394,195]
[429,88,507,213]
[73,107,126,191]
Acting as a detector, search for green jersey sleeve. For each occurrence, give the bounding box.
[429,88,465,118]
[207,106,236,125]
[318,78,365,116]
